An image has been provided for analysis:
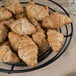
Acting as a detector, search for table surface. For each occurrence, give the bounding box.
[0,0,76,76]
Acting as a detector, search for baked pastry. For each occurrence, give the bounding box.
[15,12,25,19]
[0,1,72,67]
[0,18,15,28]
[8,32,38,66]
[36,25,45,33]
[28,18,40,26]
[18,35,38,67]
[5,0,23,15]
[25,1,49,21]
[8,32,20,52]
[32,32,49,56]
[0,7,12,21]
[42,12,71,28]
[47,30,64,52]
[9,18,37,36]
[0,24,8,43]
[0,45,20,63]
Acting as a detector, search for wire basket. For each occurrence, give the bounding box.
[0,0,73,74]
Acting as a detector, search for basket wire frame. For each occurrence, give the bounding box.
[0,0,73,74]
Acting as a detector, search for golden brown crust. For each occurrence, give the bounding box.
[25,1,49,21]
[0,7,12,21]
[36,25,45,33]
[5,0,23,15]
[0,24,8,43]
[47,30,64,52]
[42,12,72,28]
[18,35,38,67]
[32,32,49,56]
[0,1,71,66]
[28,18,40,26]
[0,45,20,63]
[8,32,20,52]
[15,12,25,19]
[0,18,15,28]
[9,18,37,36]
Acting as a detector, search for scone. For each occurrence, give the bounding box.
[47,30,64,52]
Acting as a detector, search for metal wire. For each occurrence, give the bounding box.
[0,0,73,74]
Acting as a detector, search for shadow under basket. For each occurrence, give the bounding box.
[0,0,73,74]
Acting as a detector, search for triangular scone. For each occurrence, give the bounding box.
[5,0,23,15]
[9,18,37,36]
[0,24,8,43]
[25,1,49,21]
[42,12,71,28]
[0,45,20,63]
[8,32,20,52]
[18,35,38,67]
[47,30,64,52]
[0,7,12,21]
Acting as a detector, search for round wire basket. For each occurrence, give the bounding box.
[0,0,73,74]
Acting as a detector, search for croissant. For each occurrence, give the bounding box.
[0,45,20,63]
[5,0,23,15]
[0,24,8,43]
[8,32,20,52]
[42,12,71,28]
[32,32,49,56]
[25,1,49,21]
[47,30,64,52]
[9,18,37,36]
[0,7,12,21]
[18,35,38,67]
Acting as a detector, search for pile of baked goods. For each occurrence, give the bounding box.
[0,0,71,67]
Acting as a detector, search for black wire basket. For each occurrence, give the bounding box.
[0,0,73,74]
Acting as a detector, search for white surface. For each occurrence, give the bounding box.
[0,0,76,76]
